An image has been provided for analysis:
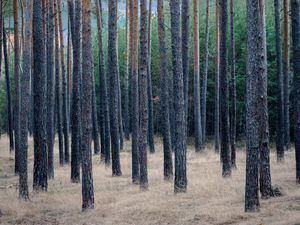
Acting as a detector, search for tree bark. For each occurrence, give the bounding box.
[169,0,187,193]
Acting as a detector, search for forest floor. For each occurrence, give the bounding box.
[0,137,299,225]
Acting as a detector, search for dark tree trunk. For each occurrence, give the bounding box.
[283,0,290,150]
[0,1,2,84]
[96,0,111,165]
[219,0,231,177]
[54,0,64,170]
[70,0,81,182]
[157,0,173,181]
[139,0,149,190]
[3,24,14,152]
[193,0,203,152]
[229,0,236,168]
[130,0,140,184]
[92,72,101,155]
[19,0,32,200]
[46,0,55,179]
[147,0,155,154]
[81,0,95,210]
[33,0,48,191]
[67,15,71,132]
[274,0,285,161]
[201,0,210,146]
[108,0,122,176]
[214,0,220,153]
[14,0,21,175]
[182,0,189,124]
[57,0,70,164]
[291,0,300,184]
[169,0,187,193]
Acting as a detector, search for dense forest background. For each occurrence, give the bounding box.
[0,0,293,142]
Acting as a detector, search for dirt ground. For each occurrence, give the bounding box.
[0,137,299,225]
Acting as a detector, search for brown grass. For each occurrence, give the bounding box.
[0,137,299,225]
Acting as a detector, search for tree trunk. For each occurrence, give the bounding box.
[3,23,14,152]
[214,0,220,153]
[0,1,2,83]
[201,0,210,146]
[169,0,187,193]
[33,0,48,191]
[57,0,70,164]
[91,71,100,155]
[19,0,32,200]
[130,0,140,183]
[193,0,203,152]
[147,0,155,154]
[283,0,290,151]
[108,0,122,176]
[81,0,95,210]
[229,0,236,168]
[274,0,285,161]
[69,0,81,182]
[157,0,173,181]
[46,0,55,179]
[291,0,300,184]
[14,0,21,175]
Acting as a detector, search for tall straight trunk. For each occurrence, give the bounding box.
[91,70,100,155]
[291,0,300,184]
[169,0,187,193]
[70,0,81,182]
[193,0,203,152]
[201,0,210,146]
[147,0,155,154]
[219,0,231,177]
[124,0,130,141]
[130,0,140,183]
[214,0,220,153]
[54,0,64,170]
[46,0,55,178]
[67,15,71,130]
[108,0,122,176]
[245,0,270,211]
[96,0,111,164]
[230,0,237,168]
[157,0,173,180]
[182,0,189,123]
[32,0,48,191]
[139,0,149,190]
[0,1,2,82]
[274,0,285,161]
[3,25,14,152]
[81,0,95,210]
[19,0,32,200]
[13,0,21,175]
[57,0,70,163]
[283,0,290,150]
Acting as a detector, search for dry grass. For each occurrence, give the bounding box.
[0,137,299,225]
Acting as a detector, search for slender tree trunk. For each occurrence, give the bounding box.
[147,0,155,154]
[54,0,64,170]
[96,0,111,165]
[193,0,203,152]
[81,0,95,210]
[0,1,2,82]
[3,24,14,152]
[13,0,21,175]
[33,0,48,191]
[57,0,70,164]
[283,0,290,151]
[157,0,173,181]
[201,0,210,146]
[67,15,71,132]
[92,71,101,155]
[108,0,122,176]
[124,0,130,141]
[46,0,55,178]
[214,0,220,153]
[291,0,300,184]
[230,0,236,168]
[19,0,32,200]
[274,0,285,161]
[130,0,140,183]
[169,0,187,193]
